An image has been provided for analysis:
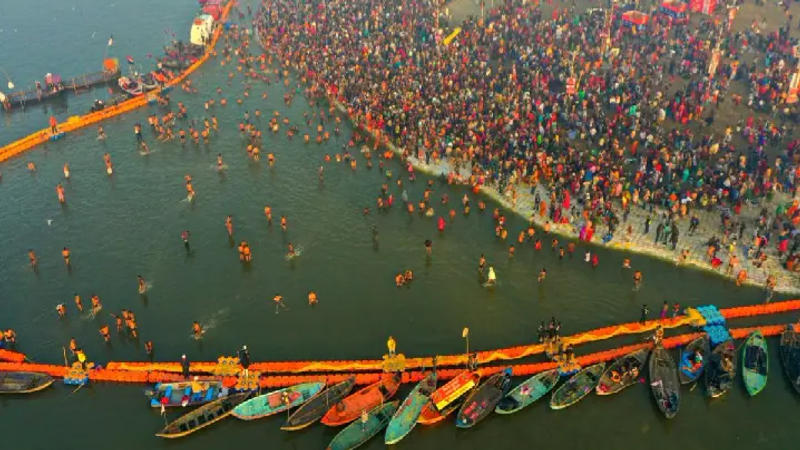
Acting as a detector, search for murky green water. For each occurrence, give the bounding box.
[1,1,799,449]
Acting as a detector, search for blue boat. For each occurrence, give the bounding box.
[678,335,709,384]
[147,379,223,408]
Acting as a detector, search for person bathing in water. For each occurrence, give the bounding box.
[137,275,147,294]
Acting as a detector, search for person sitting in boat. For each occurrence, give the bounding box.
[630,365,639,378]
[721,354,734,373]
[519,384,532,397]
[690,349,704,370]
[610,370,621,383]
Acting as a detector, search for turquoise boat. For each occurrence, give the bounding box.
[495,369,559,414]
[742,330,768,396]
[385,372,437,444]
[231,381,325,420]
[327,401,398,450]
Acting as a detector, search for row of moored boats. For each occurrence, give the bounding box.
[2,325,799,449]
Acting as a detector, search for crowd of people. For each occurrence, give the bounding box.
[255,0,800,290]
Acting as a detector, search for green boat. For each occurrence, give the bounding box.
[384,372,436,444]
[495,369,559,414]
[327,401,398,450]
[231,381,325,420]
[742,330,768,396]
[549,363,604,410]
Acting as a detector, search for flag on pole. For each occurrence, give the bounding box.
[462,327,469,338]
[107,35,114,47]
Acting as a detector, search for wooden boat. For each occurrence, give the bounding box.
[417,399,461,425]
[678,335,710,384]
[118,76,143,96]
[155,392,250,438]
[417,370,480,425]
[596,348,649,395]
[779,324,800,395]
[550,363,604,410]
[327,402,398,450]
[147,379,223,408]
[742,330,768,396]
[0,371,54,394]
[232,381,325,420]
[322,372,401,426]
[456,368,512,428]
[705,340,736,398]
[384,372,436,444]
[495,369,559,414]
[649,346,680,419]
[138,73,159,91]
[282,377,355,431]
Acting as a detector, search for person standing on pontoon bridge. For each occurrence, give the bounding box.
[238,345,251,378]
[181,354,190,380]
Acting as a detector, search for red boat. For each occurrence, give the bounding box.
[320,372,401,426]
[417,370,481,425]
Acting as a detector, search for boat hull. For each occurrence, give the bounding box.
[742,331,768,396]
[0,371,54,394]
[232,381,325,420]
[649,346,680,419]
[322,373,401,426]
[155,392,250,439]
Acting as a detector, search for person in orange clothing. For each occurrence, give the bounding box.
[3,329,16,344]
[185,180,195,201]
[126,316,138,338]
[280,215,288,232]
[272,295,287,314]
[112,314,123,332]
[145,340,154,357]
[307,291,318,306]
[90,294,102,316]
[56,183,66,204]
[192,321,204,338]
[264,206,272,224]
[62,247,71,266]
[49,115,58,134]
[73,293,83,312]
[99,325,111,343]
[27,249,38,269]
[736,269,747,287]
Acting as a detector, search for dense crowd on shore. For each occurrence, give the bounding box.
[255,0,800,283]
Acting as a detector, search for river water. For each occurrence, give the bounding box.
[1,1,798,449]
